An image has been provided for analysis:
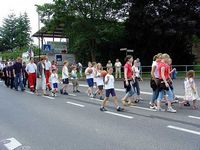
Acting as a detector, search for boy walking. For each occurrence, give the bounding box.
[100,67,124,112]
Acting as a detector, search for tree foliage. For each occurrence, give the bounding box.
[0,12,31,51]
[36,0,129,64]
[125,0,200,65]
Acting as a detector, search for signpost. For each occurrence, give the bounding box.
[120,48,134,56]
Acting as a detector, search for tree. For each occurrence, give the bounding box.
[15,12,32,49]
[125,0,200,65]
[0,13,18,51]
[36,0,129,62]
[0,12,32,51]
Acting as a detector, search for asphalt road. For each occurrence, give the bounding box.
[0,79,199,150]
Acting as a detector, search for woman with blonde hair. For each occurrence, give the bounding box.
[156,53,176,112]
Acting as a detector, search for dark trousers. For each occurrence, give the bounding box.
[9,77,14,89]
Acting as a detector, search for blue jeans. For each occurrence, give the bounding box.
[151,88,159,104]
[157,87,173,101]
[126,83,135,97]
[14,73,24,90]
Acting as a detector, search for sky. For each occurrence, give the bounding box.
[0,0,53,44]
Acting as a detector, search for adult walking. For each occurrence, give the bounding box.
[26,58,37,92]
[121,55,136,106]
[150,53,162,109]
[45,56,52,90]
[8,62,14,89]
[35,56,48,96]
[114,59,122,78]
[156,54,176,113]
[106,60,113,71]
[22,62,28,88]
[13,57,24,91]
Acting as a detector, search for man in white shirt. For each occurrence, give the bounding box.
[45,56,52,90]
[114,59,122,78]
[26,58,37,92]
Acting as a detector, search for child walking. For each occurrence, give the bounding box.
[49,69,59,97]
[61,61,69,95]
[94,63,104,100]
[180,70,199,109]
[100,67,124,112]
[85,62,94,97]
[71,66,80,93]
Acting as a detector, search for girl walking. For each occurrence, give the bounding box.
[61,61,69,95]
[85,62,94,97]
[179,70,199,109]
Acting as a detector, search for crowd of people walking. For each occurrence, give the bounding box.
[0,53,199,113]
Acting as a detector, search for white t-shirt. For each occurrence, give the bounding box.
[49,73,59,84]
[152,61,159,78]
[96,70,104,86]
[71,70,78,79]
[62,65,69,79]
[0,63,5,70]
[133,65,140,77]
[104,74,114,89]
[85,67,94,79]
[26,63,37,73]
[115,62,122,68]
[45,60,51,71]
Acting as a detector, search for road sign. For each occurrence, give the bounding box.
[120,48,127,51]
[43,44,51,52]
[127,49,134,52]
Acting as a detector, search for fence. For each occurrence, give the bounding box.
[57,65,200,79]
[140,65,200,78]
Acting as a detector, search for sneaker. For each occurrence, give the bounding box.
[60,89,63,94]
[150,105,156,109]
[76,90,80,93]
[90,94,94,98]
[99,96,104,100]
[51,93,55,97]
[73,90,76,93]
[100,107,107,111]
[117,107,125,112]
[167,107,177,113]
[135,99,140,103]
[63,92,68,95]
[93,93,97,98]
[184,102,190,107]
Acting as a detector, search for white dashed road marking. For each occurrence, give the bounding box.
[167,125,200,136]
[66,101,85,107]
[130,106,157,112]
[3,137,22,150]
[104,111,133,119]
[68,93,77,97]
[90,98,102,102]
[42,96,55,100]
[25,91,34,95]
[188,115,200,120]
